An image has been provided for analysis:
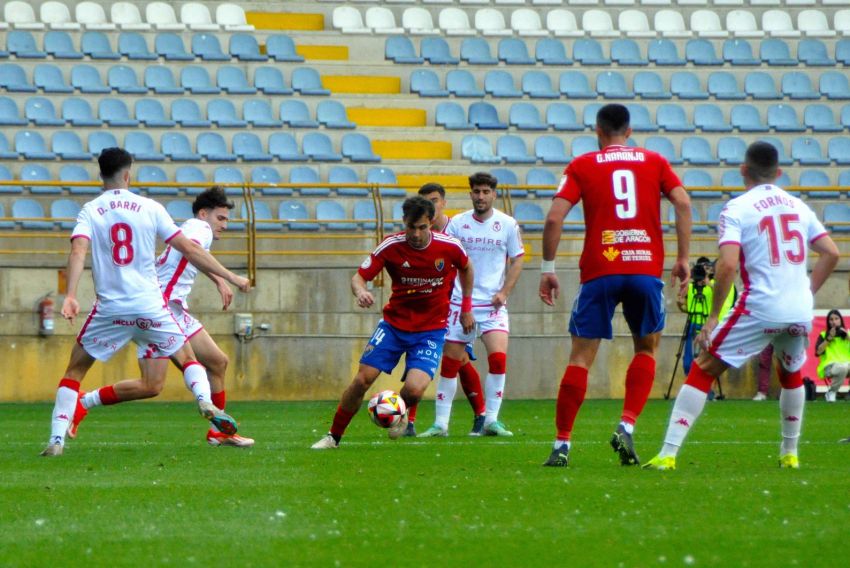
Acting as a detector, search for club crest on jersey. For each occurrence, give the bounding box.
[492,221,502,232]
[602,247,620,262]
[434,258,445,271]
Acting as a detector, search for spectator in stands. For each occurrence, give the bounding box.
[815,309,850,402]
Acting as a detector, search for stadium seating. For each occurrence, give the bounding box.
[269,133,307,162]
[60,165,95,194]
[112,2,148,31]
[510,103,547,131]
[536,38,572,65]
[51,199,81,230]
[800,170,835,198]
[218,67,256,94]
[824,204,850,232]
[694,104,732,132]
[208,99,247,128]
[671,72,710,100]
[485,70,522,98]
[410,70,449,97]
[7,30,46,58]
[514,202,544,232]
[760,38,798,66]
[198,132,236,162]
[279,200,319,231]
[422,37,460,64]
[172,100,210,127]
[386,36,424,64]
[627,103,658,132]
[21,164,56,194]
[155,33,194,60]
[303,133,343,162]
[53,131,92,160]
[499,38,535,64]
[560,71,597,98]
[233,133,272,162]
[108,65,147,94]
[0,63,36,92]
[292,68,330,96]
[44,31,83,59]
[119,32,156,60]
[25,97,64,126]
[658,104,695,132]
[13,199,53,230]
[449,70,485,97]
[470,102,508,129]
[181,66,219,94]
[535,136,570,164]
[266,35,304,63]
[805,104,843,132]
[175,167,205,194]
[15,130,54,159]
[0,97,26,125]
[81,31,120,59]
[145,67,182,94]
[329,166,367,197]
[126,131,165,161]
[462,38,497,66]
[251,166,289,196]
[230,34,267,62]
[342,134,381,163]
[137,165,173,195]
[255,67,292,96]
[41,1,78,31]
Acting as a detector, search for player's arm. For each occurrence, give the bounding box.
[169,234,250,292]
[61,237,89,323]
[696,243,738,349]
[493,253,524,309]
[539,197,572,306]
[457,259,475,334]
[205,272,234,311]
[351,272,374,308]
[810,234,839,295]
[667,185,692,288]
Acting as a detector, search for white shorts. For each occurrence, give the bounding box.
[135,301,203,358]
[708,310,810,372]
[446,303,509,344]
[77,302,187,362]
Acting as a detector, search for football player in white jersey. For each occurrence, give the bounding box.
[645,141,839,470]
[41,148,251,457]
[419,172,525,438]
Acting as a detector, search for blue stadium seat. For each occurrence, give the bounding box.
[767,104,804,133]
[798,38,834,66]
[759,38,797,66]
[840,171,850,189]
[166,200,194,222]
[491,168,520,197]
[353,200,378,230]
[59,165,95,195]
[181,66,220,94]
[611,39,647,66]
[731,104,768,132]
[155,33,194,61]
[658,104,694,132]
[522,71,558,99]
[303,133,342,162]
[198,132,237,162]
[499,38,534,65]
[8,30,46,58]
[791,137,830,165]
[213,167,245,195]
[317,100,355,129]
[88,131,118,156]
[62,98,100,127]
[51,199,82,230]
[367,167,405,197]
[683,170,720,199]
[44,31,83,59]
[171,99,210,127]
[410,70,448,98]
[573,38,610,65]
[708,72,746,100]
[290,166,325,196]
[317,200,356,231]
[329,166,367,196]
[535,136,569,164]
[144,66,182,94]
[838,39,850,66]
[497,135,536,164]
[828,137,850,165]
[208,99,247,127]
[15,130,54,159]
[509,103,546,131]
[99,98,138,127]
[484,71,521,98]
[267,34,305,63]
[597,71,634,99]
[118,32,156,60]
[292,67,330,96]
[694,104,732,132]
[243,99,282,128]
[823,204,850,232]
[218,66,256,95]
[571,136,598,158]
[254,66,293,96]
[436,102,473,130]
[34,64,73,93]
[243,202,280,231]
[421,37,459,65]
[280,100,318,128]
[514,202,544,232]
[0,133,18,159]
[722,39,758,66]
[192,33,229,61]
[389,201,404,230]
[745,72,781,100]
[627,103,658,132]
[53,131,92,160]
[107,65,146,94]
[706,202,725,231]
[21,164,57,194]
[135,99,175,128]
[233,132,272,162]
[647,39,685,66]
[682,137,718,165]
[230,34,267,62]
[25,97,63,126]
[559,71,596,98]
[671,71,708,100]
[126,132,165,161]
[761,137,793,165]
[461,135,501,164]
[800,170,834,198]
[342,133,381,163]
[634,71,671,100]
[269,133,306,162]
[536,38,572,65]
[821,72,850,100]
[668,205,708,233]
[645,136,682,164]
[136,165,172,195]
[781,72,819,100]
[469,102,507,130]
[805,104,842,132]
[81,31,120,60]
[13,199,53,230]
[563,205,585,232]
[718,137,747,165]
[527,168,558,197]
[582,103,602,129]
[461,37,497,65]
[175,167,206,195]
[385,36,422,64]
[279,200,319,231]
[686,39,722,65]
[0,97,26,126]
[251,166,290,196]
[0,63,36,92]
[547,103,582,131]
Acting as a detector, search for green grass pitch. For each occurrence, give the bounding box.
[2,399,850,567]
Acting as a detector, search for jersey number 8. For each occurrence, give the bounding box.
[110,223,135,266]
[612,170,637,220]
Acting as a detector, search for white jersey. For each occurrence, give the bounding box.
[718,183,828,323]
[71,189,181,315]
[446,208,524,306]
[155,218,213,308]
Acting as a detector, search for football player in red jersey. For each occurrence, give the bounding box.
[312,196,475,449]
[539,103,693,467]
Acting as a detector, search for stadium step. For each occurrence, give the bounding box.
[347,108,426,128]
[246,11,324,31]
[295,45,349,61]
[372,140,452,160]
[322,76,401,95]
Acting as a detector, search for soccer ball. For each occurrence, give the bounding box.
[367,390,407,428]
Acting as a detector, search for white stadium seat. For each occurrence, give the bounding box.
[619,10,655,37]
[836,10,850,35]
[366,7,403,34]
[146,2,186,31]
[726,9,764,38]
[691,10,729,38]
[5,1,45,29]
[76,1,116,30]
[546,9,583,37]
[655,10,692,38]
[41,1,80,30]
[111,2,151,31]
[583,9,619,37]
[475,8,512,36]
[798,9,836,37]
[511,8,549,36]
[440,8,476,36]
[762,10,800,37]
[217,3,254,32]
[333,7,370,34]
[181,2,220,31]
[402,7,440,34]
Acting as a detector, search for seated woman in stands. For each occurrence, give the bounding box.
[815,309,850,402]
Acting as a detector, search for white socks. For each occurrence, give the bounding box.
[81,390,101,410]
[780,386,805,456]
[184,363,212,405]
[660,385,708,458]
[49,384,79,446]
[484,373,506,426]
[434,376,458,430]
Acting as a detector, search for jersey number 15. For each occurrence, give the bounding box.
[758,214,804,266]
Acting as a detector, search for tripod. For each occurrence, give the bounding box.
[664,288,725,400]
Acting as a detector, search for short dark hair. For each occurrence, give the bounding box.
[98,147,133,180]
[402,195,435,223]
[696,256,711,265]
[744,141,779,184]
[468,172,498,190]
[418,183,445,198]
[192,186,235,215]
[596,104,630,136]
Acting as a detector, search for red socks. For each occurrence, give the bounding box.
[779,369,803,390]
[621,353,656,425]
[330,405,356,439]
[556,366,588,441]
[98,385,120,405]
[459,362,485,416]
[684,364,716,394]
[407,402,418,423]
[212,390,226,410]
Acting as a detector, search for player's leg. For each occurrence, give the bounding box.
[391,326,445,440]
[481,330,512,436]
[396,368,432,440]
[458,345,486,434]
[419,340,466,437]
[41,343,97,456]
[825,361,849,401]
[773,328,810,468]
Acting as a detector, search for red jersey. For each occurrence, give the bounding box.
[358,231,469,332]
[555,144,682,283]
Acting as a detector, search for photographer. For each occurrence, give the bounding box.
[815,309,850,402]
[677,257,714,374]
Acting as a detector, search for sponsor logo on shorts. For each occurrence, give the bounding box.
[427,340,437,349]
[111,318,162,330]
[788,324,807,337]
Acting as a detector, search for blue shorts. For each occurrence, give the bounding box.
[569,274,665,340]
[360,320,445,379]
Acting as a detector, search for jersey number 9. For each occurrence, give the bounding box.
[612,170,637,220]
